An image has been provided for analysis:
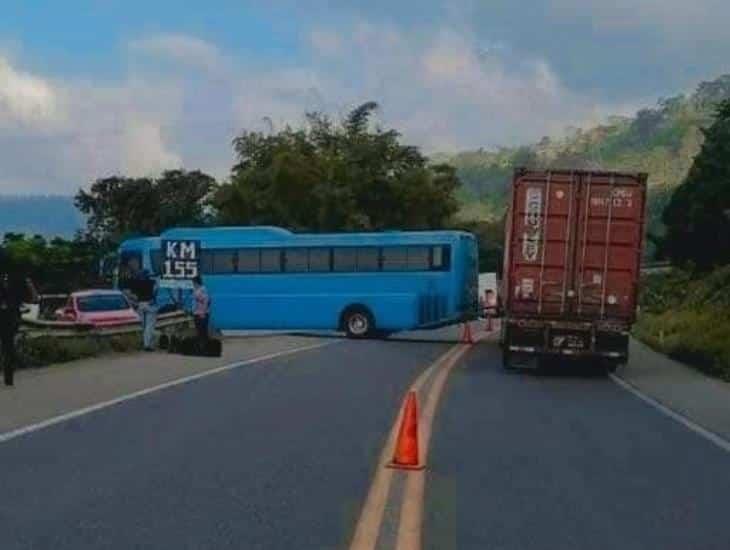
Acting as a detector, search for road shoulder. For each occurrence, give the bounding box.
[0,335,332,436]
[617,337,730,441]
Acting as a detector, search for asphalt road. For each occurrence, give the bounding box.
[2,331,730,549]
[425,340,730,550]
[0,334,452,550]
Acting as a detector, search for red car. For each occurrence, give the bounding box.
[55,290,140,327]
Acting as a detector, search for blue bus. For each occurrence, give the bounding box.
[119,226,478,337]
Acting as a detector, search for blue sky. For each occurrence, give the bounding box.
[1,0,729,193]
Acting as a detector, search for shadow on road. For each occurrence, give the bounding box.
[528,357,610,379]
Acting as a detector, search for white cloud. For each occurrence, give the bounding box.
[0,57,61,128]
[0,25,650,193]
[309,29,344,57]
[123,118,182,176]
[129,33,223,70]
[0,54,187,193]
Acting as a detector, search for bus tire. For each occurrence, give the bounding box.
[341,306,375,339]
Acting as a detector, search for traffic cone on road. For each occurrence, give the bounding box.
[460,322,475,344]
[387,391,424,470]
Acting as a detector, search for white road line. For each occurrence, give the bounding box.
[610,373,730,454]
[0,341,335,445]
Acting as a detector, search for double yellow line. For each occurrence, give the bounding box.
[350,339,477,550]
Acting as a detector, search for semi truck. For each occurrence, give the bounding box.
[500,168,648,371]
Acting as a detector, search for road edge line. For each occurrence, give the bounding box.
[0,341,335,445]
[610,373,730,454]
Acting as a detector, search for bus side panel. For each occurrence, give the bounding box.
[210,292,420,331]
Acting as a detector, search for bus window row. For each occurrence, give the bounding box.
[151,245,451,275]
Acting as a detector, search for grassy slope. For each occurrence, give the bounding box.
[634,267,730,380]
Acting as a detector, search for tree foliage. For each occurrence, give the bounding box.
[1,233,101,292]
[213,102,460,231]
[663,99,730,270]
[75,169,216,246]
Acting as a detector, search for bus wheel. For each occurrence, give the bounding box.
[342,307,375,339]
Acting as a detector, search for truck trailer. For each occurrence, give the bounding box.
[500,168,648,371]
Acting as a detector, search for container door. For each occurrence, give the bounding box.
[572,173,646,320]
[509,171,580,317]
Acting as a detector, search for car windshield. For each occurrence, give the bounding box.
[76,295,130,313]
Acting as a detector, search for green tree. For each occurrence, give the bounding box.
[663,100,730,269]
[2,233,102,292]
[75,169,216,246]
[213,102,460,231]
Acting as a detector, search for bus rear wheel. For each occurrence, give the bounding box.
[342,307,375,339]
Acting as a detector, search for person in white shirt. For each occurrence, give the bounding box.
[191,275,210,350]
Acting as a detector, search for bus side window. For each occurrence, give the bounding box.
[284,249,308,273]
[356,248,379,272]
[261,249,282,273]
[309,248,331,272]
[382,247,408,271]
[238,249,260,273]
[214,250,237,274]
[431,245,451,271]
[334,249,356,272]
[200,251,214,275]
[407,247,430,271]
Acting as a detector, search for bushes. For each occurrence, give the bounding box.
[634,267,730,380]
[18,334,142,368]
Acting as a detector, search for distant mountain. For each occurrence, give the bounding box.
[441,74,730,257]
[0,195,84,238]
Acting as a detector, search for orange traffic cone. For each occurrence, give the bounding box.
[387,391,424,470]
[460,322,474,344]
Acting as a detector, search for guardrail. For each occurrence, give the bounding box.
[19,311,192,340]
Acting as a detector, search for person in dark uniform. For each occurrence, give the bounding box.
[0,249,39,387]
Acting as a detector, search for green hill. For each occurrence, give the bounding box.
[442,74,730,258]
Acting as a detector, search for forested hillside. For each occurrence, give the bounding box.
[445,74,730,257]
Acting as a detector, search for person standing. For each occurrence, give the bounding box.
[191,275,210,352]
[0,253,39,387]
[138,270,158,352]
[124,264,157,352]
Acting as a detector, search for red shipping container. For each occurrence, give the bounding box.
[501,169,648,369]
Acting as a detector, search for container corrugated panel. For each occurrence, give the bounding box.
[504,169,647,323]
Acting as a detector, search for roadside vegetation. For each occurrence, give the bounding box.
[635,268,730,380]
[18,334,142,368]
[633,98,730,379]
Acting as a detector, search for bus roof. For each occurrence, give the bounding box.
[159,226,474,247]
[119,236,160,251]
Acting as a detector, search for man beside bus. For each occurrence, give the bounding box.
[122,262,158,351]
[192,276,210,351]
